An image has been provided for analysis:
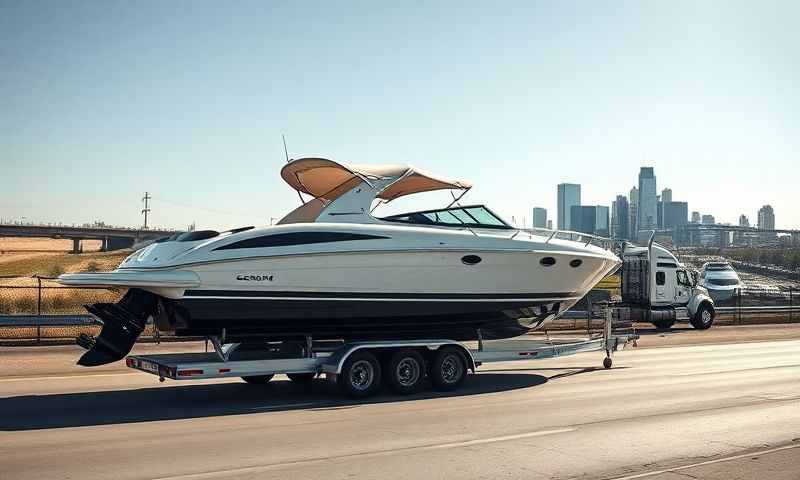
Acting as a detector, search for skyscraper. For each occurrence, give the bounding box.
[570,205,610,237]
[557,183,581,230]
[637,167,658,232]
[739,215,750,227]
[758,205,775,230]
[663,201,688,230]
[702,214,716,225]
[612,195,630,239]
[629,186,639,237]
[660,188,672,229]
[532,207,547,229]
[691,211,701,223]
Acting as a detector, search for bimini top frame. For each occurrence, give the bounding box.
[277,158,472,225]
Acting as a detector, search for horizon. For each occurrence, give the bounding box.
[2,1,798,230]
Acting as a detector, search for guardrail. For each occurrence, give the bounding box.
[564,304,800,320]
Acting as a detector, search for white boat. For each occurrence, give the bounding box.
[59,158,621,366]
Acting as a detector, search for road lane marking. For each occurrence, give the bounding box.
[151,427,576,480]
[609,443,800,479]
[669,363,800,376]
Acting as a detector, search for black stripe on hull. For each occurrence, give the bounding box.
[173,297,566,342]
[182,290,578,300]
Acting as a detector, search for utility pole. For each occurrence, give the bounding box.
[141,192,151,229]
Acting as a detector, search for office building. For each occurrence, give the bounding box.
[571,205,610,237]
[557,183,581,230]
[612,195,630,239]
[532,207,547,229]
[758,205,775,230]
[739,215,750,227]
[637,167,658,231]
[702,214,716,225]
[663,201,688,230]
[629,186,639,236]
[691,211,701,223]
[660,188,672,229]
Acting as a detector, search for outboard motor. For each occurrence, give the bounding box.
[76,289,159,366]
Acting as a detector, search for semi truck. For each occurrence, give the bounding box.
[620,235,716,330]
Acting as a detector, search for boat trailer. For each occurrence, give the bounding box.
[125,304,637,398]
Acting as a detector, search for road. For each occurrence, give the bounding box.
[1,324,799,479]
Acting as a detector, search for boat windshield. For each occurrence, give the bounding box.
[381,205,513,230]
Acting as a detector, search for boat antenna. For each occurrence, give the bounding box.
[283,134,305,205]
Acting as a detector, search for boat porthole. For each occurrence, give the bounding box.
[461,255,482,265]
[540,257,556,267]
[569,259,583,268]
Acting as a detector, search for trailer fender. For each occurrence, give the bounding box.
[322,341,476,375]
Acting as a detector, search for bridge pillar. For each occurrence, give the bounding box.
[71,238,82,253]
[106,237,135,251]
[101,237,109,252]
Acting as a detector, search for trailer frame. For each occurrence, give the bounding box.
[125,305,637,397]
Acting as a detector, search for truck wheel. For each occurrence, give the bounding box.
[386,348,426,395]
[690,304,715,330]
[338,350,382,398]
[287,373,316,383]
[651,320,675,330]
[241,374,274,384]
[431,346,467,391]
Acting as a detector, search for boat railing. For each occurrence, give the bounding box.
[521,228,618,252]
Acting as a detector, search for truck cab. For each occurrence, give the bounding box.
[621,238,716,330]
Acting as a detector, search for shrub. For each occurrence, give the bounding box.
[85,261,100,272]
[13,295,38,314]
[47,264,65,278]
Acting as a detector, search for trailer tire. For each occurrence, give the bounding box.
[386,348,426,395]
[338,350,382,398]
[287,373,316,384]
[690,303,715,330]
[241,374,274,384]
[431,346,467,391]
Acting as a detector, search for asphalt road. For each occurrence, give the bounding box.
[1,324,799,479]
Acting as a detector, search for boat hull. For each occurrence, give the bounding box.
[171,292,576,341]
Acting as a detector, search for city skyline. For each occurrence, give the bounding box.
[2,2,798,231]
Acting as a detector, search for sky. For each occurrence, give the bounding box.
[2,0,798,231]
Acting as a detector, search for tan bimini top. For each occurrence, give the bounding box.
[280,158,471,202]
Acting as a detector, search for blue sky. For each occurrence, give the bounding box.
[2,1,798,230]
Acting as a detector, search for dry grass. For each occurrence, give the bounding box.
[0,238,129,314]
[0,250,130,280]
[0,237,102,253]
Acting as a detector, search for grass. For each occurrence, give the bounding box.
[0,239,129,314]
[0,250,129,278]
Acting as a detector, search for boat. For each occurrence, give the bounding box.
[699,261,742,302]
[59,158,621,366]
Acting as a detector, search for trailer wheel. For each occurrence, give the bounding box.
[431,346,467,391]
[287,373,316,384]
[241,374,274,384]
[338,350,382,398]
[690,304,715,330]
[386,348,426,395]
[603,357,613,369]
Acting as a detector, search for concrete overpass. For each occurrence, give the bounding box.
[0,225,179,252]
[674,223,800,248]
